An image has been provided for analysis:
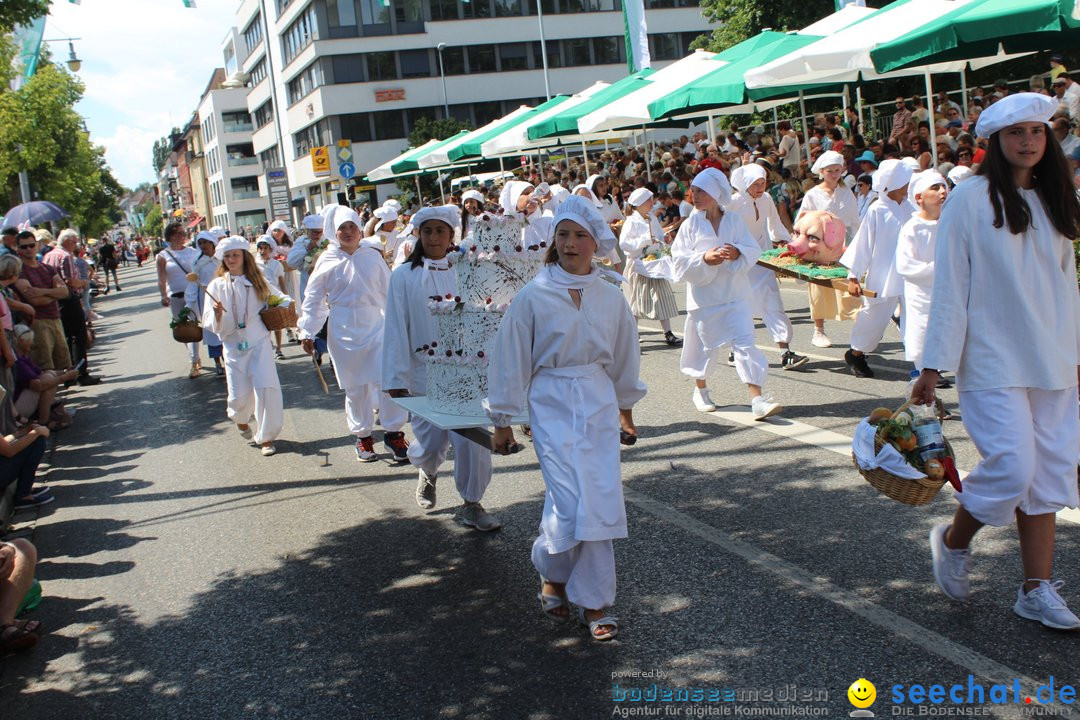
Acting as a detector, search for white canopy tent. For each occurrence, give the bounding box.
[417,105,535,169]
[479,82,609,157]
[366,138,443,182]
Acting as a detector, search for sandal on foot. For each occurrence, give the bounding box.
[1,619,42,654]
[576,607,618,641]
[538,582,570,621]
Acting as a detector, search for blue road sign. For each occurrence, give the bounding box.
[339,161,356,179]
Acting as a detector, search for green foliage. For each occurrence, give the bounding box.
[143,204,163,238]
[0,41,123,236]
[0,0,50,32]
[152,130,178,176]
[692,0,849,53]
[395,115,472,201]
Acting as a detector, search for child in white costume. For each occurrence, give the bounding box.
[671,168,782,421]
[298,206,411,463]
[728,164,808,371]
[500,181,551,249]
[840,158,916,378]
[488,195,646,642]
[370,206,403,266]
[912,93,1080,630]
[382,206,500,532]
[618,187,682,347]
[795,150,862,348]
[184,231,224,376]
[255,235,287,359]
[286,214,325,301]
[895,171,948,371]
[203,237,285,456]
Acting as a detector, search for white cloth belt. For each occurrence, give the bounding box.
[535,364,604,437]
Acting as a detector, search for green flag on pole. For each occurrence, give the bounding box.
[10,15,46,91]
[622,0,650,73]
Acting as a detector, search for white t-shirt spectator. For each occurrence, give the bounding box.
[1065,82,1080,120]
[778,133,801,170]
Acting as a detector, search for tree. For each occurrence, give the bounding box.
[142,204,163,239]
[691,0,841,53]
[0,0,50,32]
[152,130,178,176]
[394,116,472,202]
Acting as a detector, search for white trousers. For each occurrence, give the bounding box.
[227,377,284,445]
[344,384,408,438]
[531,536,616,610]
[958,387,1080,526]
[749,267,793,345]
[849,297,901,354]
[170,296,200,363]
[407,417,492,503]
[680,304,768,387]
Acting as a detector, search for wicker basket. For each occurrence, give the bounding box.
[259,304,297,332]
[853,400,952,506]
[172,323,203,344]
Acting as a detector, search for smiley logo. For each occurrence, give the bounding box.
[848,678,877,709]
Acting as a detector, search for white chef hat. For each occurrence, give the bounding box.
[551,194,616,257]
[267,220,290,237]
[301,214,323,230]
[324,206,363,243]
[412,205,461,233]
[810,150,845,176]
[947,165,973,186]
[974,92,1057,139]
[627,187,654,207]
[461,189,484,204]
[730,163,767,195]
[215,236,250,260]
[900,156,921,172]
[373,206,398,223]
[208,226,228,240]
[571,183,603,209]
[499,181,534,214]
[690,167,732,206]
[871,158,914,194]
[383,198,403,213]
[255,234,278,254]
[194,230,219,248]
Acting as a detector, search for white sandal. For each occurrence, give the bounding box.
[576,607,618,641]
[538,583,570,621]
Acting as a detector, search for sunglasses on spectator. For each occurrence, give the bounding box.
[18,243,36,249]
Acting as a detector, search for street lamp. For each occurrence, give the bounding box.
[436,42,449,119]
[43,37,82,72]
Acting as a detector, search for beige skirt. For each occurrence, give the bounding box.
[628,269,679,321]
[808,284,861,322]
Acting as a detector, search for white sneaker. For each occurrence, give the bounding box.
[416,470,437,509]
[692,388,716,412]
[811,330,832,348]
[751,396,782,420]
[929,523,971,601]
[1013,580,1080,630]
[260,443,276,457]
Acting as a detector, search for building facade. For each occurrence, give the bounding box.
[229,0,708,219]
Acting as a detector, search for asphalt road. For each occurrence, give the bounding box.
[1,262,1076,720]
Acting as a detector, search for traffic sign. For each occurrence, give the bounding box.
[337,139,353,163]
[311,146,331,177]
[339,161,356,179]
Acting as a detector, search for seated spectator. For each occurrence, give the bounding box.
[0,416,52,511]
[1053,117,1079,156]
[12,325,76,429]
[1050,53,1068,81]
[0,538,41,653]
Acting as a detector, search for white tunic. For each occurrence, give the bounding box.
[286,236,312,297]
[921,176,1080,392]
[184,253,222,346]
[840,195,916,300]
[160,246,200,295]
[895,215,938,368]
[202,273,281,389]
[486,264,646,552]
[382,259,455,395]
[729,192,793,304]
[796,184,861,240]
[670,209,760,312]
[256,256,285,290]
[298,241,390,389]
[618,211,665,260]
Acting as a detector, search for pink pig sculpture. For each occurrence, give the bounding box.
[783,210,846,265]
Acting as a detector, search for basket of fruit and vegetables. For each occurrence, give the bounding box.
[258,295,297,331]
[852,400,961,506]
[169,307,204,344]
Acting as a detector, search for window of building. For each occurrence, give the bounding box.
[253,100,274,129]
[367,52,397,81]
[224,45,237,76]
[429,0,458,20]
[236,210,268,231]
[463,0,491,18]
[499,42,528,71]
[494,0,523,16]
[468,44,497,73]
[440,46,465,75]
[359,0,391,28]
[226,143,258,168]
[447,103,473,124]
[593,36,622,65]
[243,13,263,55]
[231,176,261,200]
[282,3,317,65]
[532,40,561,69]
[331,54,365,83]
[575,0,617,10]
[325,0,358,38]
[294,119,330,156]
[646,0,699,7]
[399,49,431,78]
[649,33,679,61]
[259,145,282,168]
[372,109,406,140]
[473,101,502,126]
[287,61,323,104]
[207,148,219,176]
[564,38,591,66]
[525,0,559,14]
[405,106,440,134]
[339,112,373,143]
[202,115,215,143]
[246,56,268,88]
[395,0,423,25]
[222,111,253,133]
[277,0,296,13]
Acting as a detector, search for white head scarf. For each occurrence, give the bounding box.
[411,206,461,234]
[975,92,1057,138]
[947,165,973,186]
[627,187,653,207]
[323,206,362,244]
[571,183,603,209]
[255,234,278,254]
[584,174,605,197]
[900,156,921,173]
[301,214,323,230]
[499,181,534,215]
[730,163,767,195]
[373,206,399,224]
[383,199,402,213]
[690,167,732,206]
[267,220,289,237]
[195,230,219,249]
[215,236,250,260]
[551,195,617,257]
[911,171,947,200]
[461,189,484,204]
[208,226,228,240]
[810,150,846,176]
[547,184,570,212]
[871,159,914,194]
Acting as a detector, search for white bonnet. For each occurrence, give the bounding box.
[975,92,1057,138]
[690,167,732,206]
[730,163,767,195]
[551,194,616,256]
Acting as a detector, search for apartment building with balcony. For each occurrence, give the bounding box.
[230,0,708,217]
